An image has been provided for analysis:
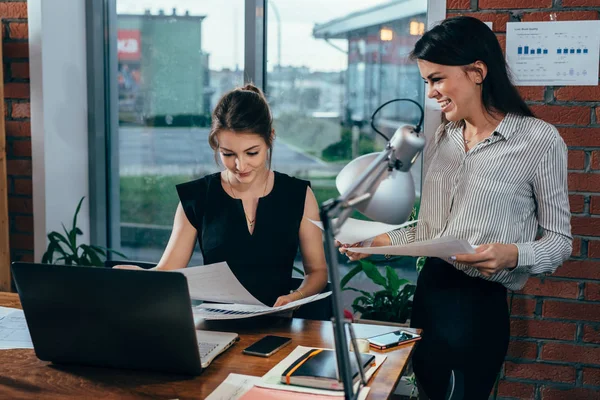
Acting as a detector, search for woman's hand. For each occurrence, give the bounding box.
[453,243,518,277]
[273,293,302,307]
[338,233,391,261]
[112,265,144,270]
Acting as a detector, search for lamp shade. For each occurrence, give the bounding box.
[336,153,416,224]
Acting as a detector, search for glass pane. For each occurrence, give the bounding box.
[116,1,245,263]
[265,0,427,284]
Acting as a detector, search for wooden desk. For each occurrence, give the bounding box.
[0,293,417,400]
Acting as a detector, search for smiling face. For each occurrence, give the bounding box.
[418,59,485,122]
[216,130,271,184]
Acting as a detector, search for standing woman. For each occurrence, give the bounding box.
[342,16,572,399]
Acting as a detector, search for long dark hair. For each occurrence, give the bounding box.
[411,16,533,118]
[209,83,274,166]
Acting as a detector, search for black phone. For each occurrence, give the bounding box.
[367,330,421,350]
[242,335,291,357]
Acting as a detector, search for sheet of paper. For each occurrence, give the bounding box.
[506,20,600,86]
[257,345,383,397]
[0,308,34,350]
[205,373,262,400]
[193,292,332,320]
[175,262,265,306]
[309,218,417,245]
[240,386,369,400]
[347,236,475,258]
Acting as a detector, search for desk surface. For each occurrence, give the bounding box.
[0,292,417,400]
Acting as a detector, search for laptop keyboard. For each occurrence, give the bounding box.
[198,341,219,359]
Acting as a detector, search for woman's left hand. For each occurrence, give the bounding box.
[453,243,518,277]
[273,293,300,307]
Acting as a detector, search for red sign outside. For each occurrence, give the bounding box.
[118,30,141,61]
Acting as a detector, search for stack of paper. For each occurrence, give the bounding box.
[0,307,33,350]
[348,236,475,258]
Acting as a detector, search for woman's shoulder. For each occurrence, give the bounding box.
[274,171,310,190]
[176,172,220,197]
[511,114,563,149]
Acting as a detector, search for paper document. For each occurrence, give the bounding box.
[193,292,332,320]
[309,218,417,245]
[175,262,266,306]
[0,307,34,350]
[206,373,262,400]
[240,386,367,399]
[348,236,475,258]
[257,345,382,397]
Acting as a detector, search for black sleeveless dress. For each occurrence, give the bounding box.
[176,171,310,306]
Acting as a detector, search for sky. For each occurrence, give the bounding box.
[117,0,392,72]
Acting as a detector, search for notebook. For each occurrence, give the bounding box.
[281,349,375,391]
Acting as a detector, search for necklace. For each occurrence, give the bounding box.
[227,171,270,227]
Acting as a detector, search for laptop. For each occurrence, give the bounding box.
[11,262,238,376]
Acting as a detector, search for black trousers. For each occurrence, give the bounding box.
[410,258,510,400]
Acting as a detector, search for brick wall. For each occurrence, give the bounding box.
[2,0,33,264]
[448,1,600,399]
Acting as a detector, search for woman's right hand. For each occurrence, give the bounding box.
[112,265,144,270]
[337,233,391,261]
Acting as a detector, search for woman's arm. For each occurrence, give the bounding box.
[273,187,328,306]
[154,203,198,270]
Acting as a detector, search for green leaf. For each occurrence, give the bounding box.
[72,197,85,239]
[340,263,363,289]
[343,287,373,299]
[361,261,386,287]
[385,266,402,295]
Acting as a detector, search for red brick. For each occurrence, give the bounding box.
[8,22,28,39]
[596,107,600,124]
[10,62,29,79]
[446,0,470,9]
[6,159,32,176]
[541,387,600,400]
[496,34,506,54]
[586,283,600,301]
[563,0,600,6]
[505,361,575,383]
[572,237,582,257]
[13,179,31,196]
[9,233,33,251]
[556,86,600,102]
[480,0,552,8]
[4,83,30,99]
[523,11,599,23]
[446,12,510,32]
[520,277,579,299]
[518,86,545,101]
[530,105,590,126]
[8,197,32,214]
[5,121,30,137]
[511,297,536,317]
[507,339,538,359]
[543,300,600,322]
[4,42,29,58]
[0,2,28,18]
[592,197,600,215]
[571,216,600,236]
[583,325,600,344]
[590,240,600,258]
[570,195,585,213]
[14,215,33,233]
[592,151,600,171]
[497,380,536,399]
[569,173,600,192]
[11,102,30,119]
[568,150,585,170]
[542,342,600,365]
[10,140,31,158]
[559,127,600,147]
[583,367,600,386]
[555,260,600,280]
[511,319,577,340]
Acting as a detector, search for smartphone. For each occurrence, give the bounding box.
[242,335,291,357]
[367,330,421,350]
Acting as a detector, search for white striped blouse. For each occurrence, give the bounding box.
[388,113,572,290]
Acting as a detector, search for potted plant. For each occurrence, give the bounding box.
[42,197,126,266]
[341,259,416,327]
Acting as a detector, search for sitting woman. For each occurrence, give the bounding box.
[117,84,328,307]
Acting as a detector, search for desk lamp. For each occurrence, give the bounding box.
[320,99,426,400]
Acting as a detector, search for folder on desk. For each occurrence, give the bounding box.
[280,349,375,391]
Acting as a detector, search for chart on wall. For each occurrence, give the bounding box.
[506,20,600,86]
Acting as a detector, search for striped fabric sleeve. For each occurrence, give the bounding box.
[514,134,573,274]
[387,226,417,246]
